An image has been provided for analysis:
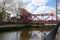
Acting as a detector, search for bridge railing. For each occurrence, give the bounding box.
[43,25,58,40]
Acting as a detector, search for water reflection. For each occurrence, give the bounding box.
[0,30,50,40]
[19,30,50,40]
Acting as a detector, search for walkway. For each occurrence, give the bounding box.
[56,27,60,40]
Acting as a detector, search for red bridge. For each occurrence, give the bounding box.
[11,8,60,25]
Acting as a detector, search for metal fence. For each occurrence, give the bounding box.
[44,25,58,40]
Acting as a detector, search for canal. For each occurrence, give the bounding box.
[0,25,57,40]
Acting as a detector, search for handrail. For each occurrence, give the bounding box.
[44,25,58,40]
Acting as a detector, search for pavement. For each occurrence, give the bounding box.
[56,27,60,40]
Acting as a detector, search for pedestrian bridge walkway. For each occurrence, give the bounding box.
[56,27,60,40]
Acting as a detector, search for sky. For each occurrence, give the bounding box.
[0,0,57,20]
[0,0,3,4]
[20,0,56,14]
[46,0,56,8]
[57,0,60,18]
[20,0,56,7]
[57,0,60,10]
[0,0,56,14]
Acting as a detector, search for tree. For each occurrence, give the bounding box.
[0,7,5,22]
[0,12,3,22]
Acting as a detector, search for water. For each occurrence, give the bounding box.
[0,30,50,40]
[0,32,17,40]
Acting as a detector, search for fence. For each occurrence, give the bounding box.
[44,25,58,40]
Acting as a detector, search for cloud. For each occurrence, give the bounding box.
[0,0,3,3]
[19,0,31,8]
[20,0,48,8]
[25,5,56,14]
[23,0,56,14]
[33,6,56,14]
[32,0,48,6]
